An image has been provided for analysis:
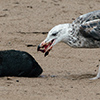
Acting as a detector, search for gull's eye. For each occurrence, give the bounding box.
[52,32,57,36]
[51,29,62,36]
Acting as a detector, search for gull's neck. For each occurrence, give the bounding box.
[61,24,79,47]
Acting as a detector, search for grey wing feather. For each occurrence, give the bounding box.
[73,10,100,24]
[80,19,100,40]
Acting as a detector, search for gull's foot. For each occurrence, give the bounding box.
[90,65,100,80]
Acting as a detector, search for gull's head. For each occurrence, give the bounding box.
[37,24,72,56]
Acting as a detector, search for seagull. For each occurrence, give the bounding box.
[37,10,100,80]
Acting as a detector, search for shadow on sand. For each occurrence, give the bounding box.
[39,73,96,80]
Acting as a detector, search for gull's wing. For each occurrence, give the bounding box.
[80,19,100,40]
[73,10,100,24]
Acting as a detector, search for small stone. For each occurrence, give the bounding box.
[27,6,33,9]
[14,2,19,4]
[0,14,8,17]
[50,75,57,78]
[72,18,75,20]
[96,93,100,95]
[71,86,73,88]
[96,65,99,67]
[7,77,12,80]
[16,80,19,82]
[26,44,35,47]
[3,9,8,11]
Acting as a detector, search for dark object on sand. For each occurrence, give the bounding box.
[0,50,43,77]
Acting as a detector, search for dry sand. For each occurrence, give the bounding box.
[0,0,100,100]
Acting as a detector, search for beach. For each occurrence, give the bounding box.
[0,0,100,100]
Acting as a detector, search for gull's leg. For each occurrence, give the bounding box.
[90,65,100,80]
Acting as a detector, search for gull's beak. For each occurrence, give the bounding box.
[37,40,54,57]
[37,41,46,53]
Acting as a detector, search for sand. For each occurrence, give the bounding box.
[0,0,100,100]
